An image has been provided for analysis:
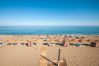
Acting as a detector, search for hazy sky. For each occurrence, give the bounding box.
[0,0,99,26]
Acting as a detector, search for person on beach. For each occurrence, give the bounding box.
[64,42,69,47]
[62,40,69,47]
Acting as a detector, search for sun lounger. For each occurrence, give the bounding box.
[73,43,81,47]
[0,43,3,46]
[90,42,96,47]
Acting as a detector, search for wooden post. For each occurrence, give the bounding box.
[58,49,61,66]
[58,49,61,62]
[39,47,47,66]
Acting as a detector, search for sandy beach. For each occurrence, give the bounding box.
[0,35,99,66]
[0,46,99,66]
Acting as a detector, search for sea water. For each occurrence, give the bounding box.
[0,26,99,35]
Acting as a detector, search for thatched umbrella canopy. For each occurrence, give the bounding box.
[0,38,4,43]
[36,39,44,45]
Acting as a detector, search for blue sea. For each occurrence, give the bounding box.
[0,26,99,35]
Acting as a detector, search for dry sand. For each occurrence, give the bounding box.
[47,46,99,66]
[0,46,40,66]
[0,46,99,66]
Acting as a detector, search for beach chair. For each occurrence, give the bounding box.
[90,42,96,47]
[0,43,3,46]
[74,43,81,47]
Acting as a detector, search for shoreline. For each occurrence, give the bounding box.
[0,34,99,36]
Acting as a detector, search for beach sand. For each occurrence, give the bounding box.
[47,46,99,66]
[0,46,99,66]
[0,35,99,66]
[0,46,40,66]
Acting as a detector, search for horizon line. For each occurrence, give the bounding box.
[0,25,99,27]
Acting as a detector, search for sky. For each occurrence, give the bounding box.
[0,0,99,26]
